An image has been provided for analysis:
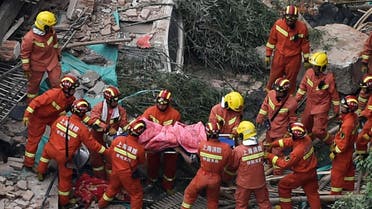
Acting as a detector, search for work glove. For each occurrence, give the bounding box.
[108,127,117,136]
[265,56,271,69]
[23,117,30,127]
[303,59,311,70]
[361,63,368,73]
[329,151,336,160]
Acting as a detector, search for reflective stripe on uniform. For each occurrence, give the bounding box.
[26,106,34,113]
[39,157,49,163]
[22,58,30,64]
[279,197,291,203]
[331,187,342,192]
[259,109,267,115]
[358,96,367,103]
[93,166,104,171]
[56,123,77,138]
[335,146,342,153]
[272,156,279,165]
[242,152,264,161]
[297,88,306,95]
[53,43,59,48]
[332,100,340,106]
[182,201,191,208]
[200,152,222,160]
[103,193,113,201]
[228,117,237,125]
[58,190,70,196]
[25,151,35,158]
[98,146,106,154]
[163,120,173,126]
[163,174,175,182]
[279,108,288,113]
[266,42,275,49]
[114,147,136,159]
[303,53,310,58]
[51,101,61,110]
[268,97,275,111]
[33,41,45,47]
[149,115,159,124]
[83,116,90,123]
[27,93,38,99]
[276,25,288,37]
[306,78,313,87]
[362,54,369,60]
[47,36,53,45]
[278,139,284,148]
[303,147,314,160]
[344,176,355,181]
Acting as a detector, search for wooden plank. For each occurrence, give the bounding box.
[2,17,24,42]
[0,0,24,41]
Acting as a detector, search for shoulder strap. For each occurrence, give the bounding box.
[270,96,289,122]
[65,116,70,159]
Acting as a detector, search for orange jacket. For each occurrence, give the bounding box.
[88,101,128,131]
[209,104,242,134]
[141,105,181,126]
[361,33,372,70]
[358,90,370,113]
[333,113,358,157]
[267,136,317,173]
[227,144,266,189]
[256,90,297,138]
[109,135,145,173]
[198,139,231,174]
[361,96,372,118]
[21,28,60,71]
[296,68,340,115]
[266,18,310,59]
[48,114,107,158]
[24,88,75,119]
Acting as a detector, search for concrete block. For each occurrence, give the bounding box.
[22,190,34,201]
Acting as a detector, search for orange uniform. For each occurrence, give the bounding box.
[88,101,128,179]
[360,32,372,74]
[21,28,61,103]
[296,68,340,142]
[226,144,271,209]
[266,136,320,209]
[209,104,242,134]
[23,88,75,168]
[98,134,145,209]
[256,90,297,175]
[181,139,231,209]
[331,113,358,194]
[141,105,181,190]
[357,90,370,113]
[356,96,372,154]
[265,18,310,94]
[37,114,107,207]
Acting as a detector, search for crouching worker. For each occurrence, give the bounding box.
[224,121,271,209]
[181,122,232,209]
[98,119,146,209]
[264,122,320,209]
[37,99,108,208]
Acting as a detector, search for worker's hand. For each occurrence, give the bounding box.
[265,56,271,69]
[329,151,336,160]
[108,127,117,136]
[361,63,368,73]
[23,117,30,127]
[304,59,311,70]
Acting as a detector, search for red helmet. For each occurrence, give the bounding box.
[341,95,358,112]
[104,86,120,102]
[288,122,306,139]
[274,77,290,92]
[128,119,146,136]
[360,74,372,89]
[60,74,79,91]
[205,122,221,139]
[71,99,91,116]
[157,89,172,105]
[285,5,299,16]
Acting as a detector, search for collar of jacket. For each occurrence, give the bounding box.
[32,26,46,36]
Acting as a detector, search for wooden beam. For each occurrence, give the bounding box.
[2,16,24,42]
[64,38,132,49]
[0,0,24,41]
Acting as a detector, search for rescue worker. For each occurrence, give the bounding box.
[360,32,372,73]
[21,11,61,103]
[264,122,321,209]
[295,51,340,143]
[22,74,79,169]
[265,5,310,94]
[209,91,244,146]
[357,73,372,114]
[356,90,372,156]
[256,77,298,175]
[329,95,359,194]
[98,119,146,209]
[141,89,181,193]
[88,86,128,179]
[181,122,232,209]
[224,121,271,209]
[36,99,108,208]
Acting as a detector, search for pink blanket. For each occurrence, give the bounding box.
[138,119,206,153]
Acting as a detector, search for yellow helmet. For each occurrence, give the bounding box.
[237,121,257,146]
[223,91,244,112]
[309,52,328,67]
[35,11,57,31]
